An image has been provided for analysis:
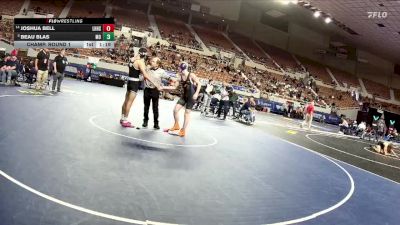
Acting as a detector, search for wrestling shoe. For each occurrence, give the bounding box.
[121,120,134,128]
[163,123,180,132]
[178,129,185,137]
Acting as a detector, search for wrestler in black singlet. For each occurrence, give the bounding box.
[177,73,196,109]
[127,61,140,93]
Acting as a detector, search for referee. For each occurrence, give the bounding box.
[142,57,168,129]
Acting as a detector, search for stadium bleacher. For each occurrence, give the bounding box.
[0,18,14,43]
[316,85,358,108]
[155,16,200,50]
[0,0,24,16]
[297,56,333,85]
[29,0,68,17]
[68,0,106,18]
[362,78,391,100]
[394,89,400,102]
[229,32,279,70]
[256,41,301,73]
[329,67,360,88]
[1,1,399,115]
[113,8,150,31]
[193,25,239,54]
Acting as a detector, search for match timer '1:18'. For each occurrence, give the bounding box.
[13,18,115,49]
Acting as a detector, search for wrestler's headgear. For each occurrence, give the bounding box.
[138,47,148,59]
[179,61,189,73]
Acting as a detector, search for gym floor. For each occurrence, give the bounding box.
[0,79,399,225]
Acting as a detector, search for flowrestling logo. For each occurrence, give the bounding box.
[367,11,388,19]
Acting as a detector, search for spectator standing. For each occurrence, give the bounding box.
[217,84,230,120]
[201,79,213,115]
[0,55,6,83]
[52,49,68,92]
[0,55,8,85]
[228,85,238,118]
[288,102,294,118]
[35,48,50,90]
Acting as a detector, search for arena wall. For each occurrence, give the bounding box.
[337,108,359,121]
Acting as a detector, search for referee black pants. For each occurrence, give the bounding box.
[143,88,160,124]
[217,100,230,119]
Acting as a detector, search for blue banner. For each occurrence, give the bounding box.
[64,63,128,81]
[256,98,284,114]
[256,98,341,125]
[313,111,341,125]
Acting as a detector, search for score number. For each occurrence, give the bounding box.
[102,24,115,41]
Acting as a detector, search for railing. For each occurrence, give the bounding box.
[338,106,360,110]
[168,41,203,52]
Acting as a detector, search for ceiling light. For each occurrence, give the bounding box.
[281,0,290,5]
[325,17,332,23]
[313,11,321,18]
[291,0,298,4]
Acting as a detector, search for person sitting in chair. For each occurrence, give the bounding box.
[209,91,220,115]
[1,55,18,85]
[357,121,367,137]
[239,97,256,120]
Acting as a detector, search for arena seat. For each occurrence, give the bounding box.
[329,68,360,88]
[393,89,400,102]
[112,0,148,12]
[148,46,251,88]
[256,41,301,73]
[316,85,358,107]
[29,0,68,17]
[362,79,391,100]
[155,16,200,50]
[248,66,314,102]
[368,99,400,114]
[192,26,239,54]
[113,9,150,31]
[68,0,106,18]
[0,19,14,43]
[228,32,278,70]
[297,56,333,85]
[0,0,24,16]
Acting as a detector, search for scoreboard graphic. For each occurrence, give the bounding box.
[14,18,115,48]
